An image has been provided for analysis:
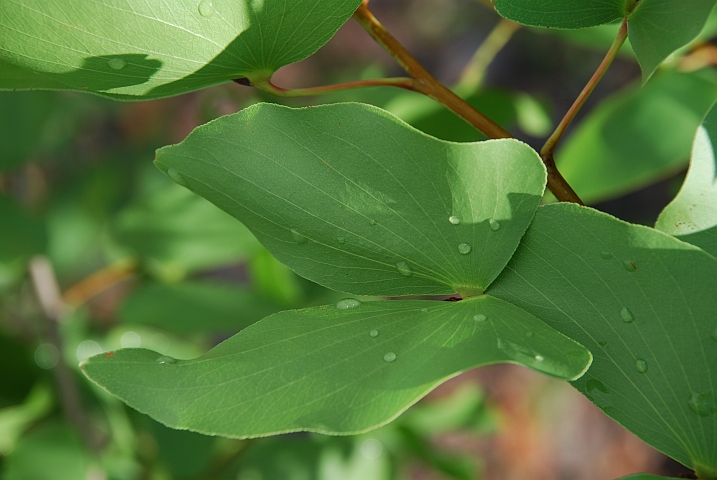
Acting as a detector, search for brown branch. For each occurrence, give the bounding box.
[250,76,416,97]
[62,258,137,307]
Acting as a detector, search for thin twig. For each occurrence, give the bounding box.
[250,76,416,97]
[62,258,137,307]
[540,18,629,204]
[456,19,520,94]
[29,256,103,451]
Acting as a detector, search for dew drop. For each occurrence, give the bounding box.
[535,355,544,362]
[489,219,501,231]
[623,260,637,272]
[155,356,177,365]
[635,358,647,373]
[457,243,472,255]
[396,261,413,277]
[383,352,396,363]
[369,219,377,226]
[711,327,717,343]
[107,58,127,70]
[337,236,346,244]
[166,168,188,187]
[601,251,613,259]
[620,307,634,323]
[369,329,378,338]
[198,0,215,16]
[449,215,461,225]
[598,341,608,347]
[290,229,309,244]
[420,308,428,313]
[525,331,534,338]
[336,298,361,310]
[585,379,611,409]
[473,314,487,322]
[687,392,717,417]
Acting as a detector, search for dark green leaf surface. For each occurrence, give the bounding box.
[489,203,717,474]
[656,103,717,257]
[81,297,591,437]
[155,103,546,297]
[629,0,717,81]
[493,0,627,29]
[119,281,283,334]
[494,0,717,81]
[557,71,717,204]
[0,92,57,171]
[0,0,361,98]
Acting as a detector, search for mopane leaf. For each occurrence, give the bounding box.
[489,203,717,475]
[494,0,717,81]
[616,475,681,480]
[656,102,717,257]
[119,281,283,334]
[0,0,361,99]
[154,103,547,297]
[81,297,591,438]
[557,71,717,204]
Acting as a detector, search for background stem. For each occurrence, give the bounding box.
[252,77,416,97]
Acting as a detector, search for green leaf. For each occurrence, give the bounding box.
[119,281,283,334]
[557,71,717,204]
[0,0,361,99]
[112,181,261,278]
[0,92,57,171]
[629,0,717,82]
[489,203,717,474]
[81,297,591,438]
[0,195,46,265]
[0,383,53,456]
[656,102,717,257]
[494,0,717,81]
[616,475,681,480]
[154,102,547,297]
[493,0,627,29]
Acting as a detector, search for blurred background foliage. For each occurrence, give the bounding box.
[1,0,715,478]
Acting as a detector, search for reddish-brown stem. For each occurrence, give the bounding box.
[352,3,512,140]
[540,18,629,204]
[252,77,416,97]
[62,258,137,307]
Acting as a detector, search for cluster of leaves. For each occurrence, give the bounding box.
[2,0,717,478]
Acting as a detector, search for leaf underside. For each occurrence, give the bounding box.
[489,203,717,473]
[81,297,591,438]
[0,0,361,99]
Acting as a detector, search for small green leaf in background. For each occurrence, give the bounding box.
[81,297,591,438]
[557,71,717,204]
[0,383,53,457]
[119,281,283,335]
[0,195,46,265]
[155,103,547,297]
[1,423,89,480]
[0,0,361,99]
[656,102,717,257]
[112,181,261,279]
[494,0,717,81]
[489,203,717,476]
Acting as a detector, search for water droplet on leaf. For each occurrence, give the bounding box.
[525,331,534,338]
[489,219,501,231]
[198,0,215,16]
[336,298,361,310]
[369,329,378,338]
[420,308,428,313]
[396,261,413,277]
[601,251,612,259]
[620,307,634,323]
[457,243,472,255]
[586,379,608,394]
[383,352,396,363]
[166,168,188,187]
[107,58,127,70]
[337,236,346,244]
[623,260,637,272]
[449,216,461,225]
[535,355,544,362]
[598,341,607,347]
[497,339,572,378]
[291,229,308,244]
[474,314,487,322]
[635,358,647,373]
[155,356,177,365]
[688,392,717,417]
[369,219,377,226]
